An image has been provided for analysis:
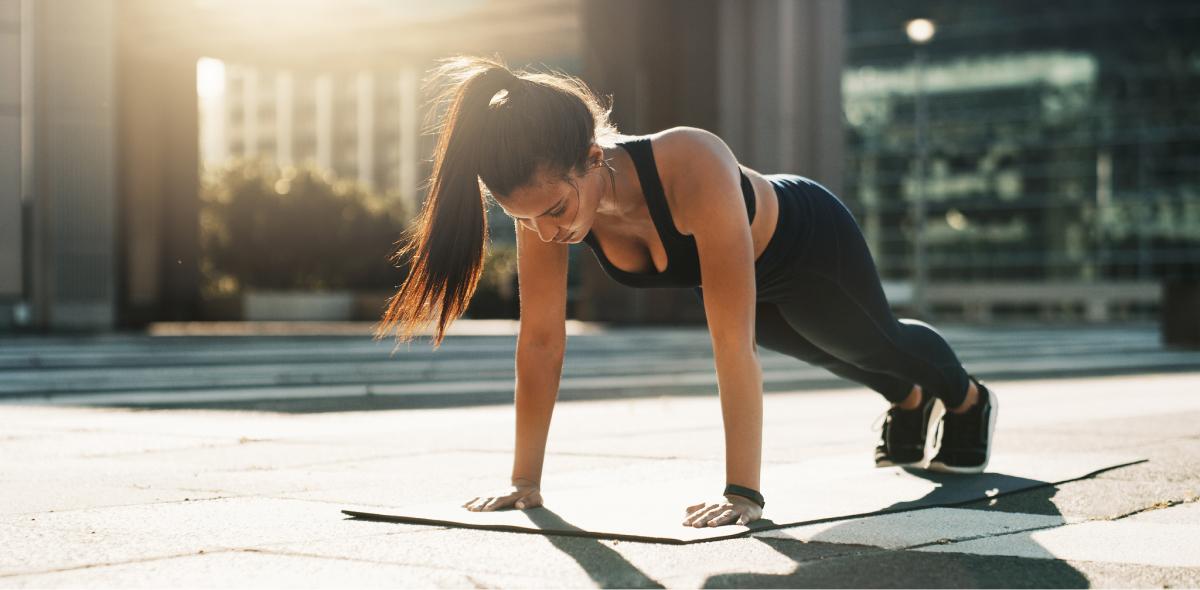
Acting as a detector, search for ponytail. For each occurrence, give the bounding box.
[375,55,617,350]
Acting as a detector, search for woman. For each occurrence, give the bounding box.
[375,56,998,529]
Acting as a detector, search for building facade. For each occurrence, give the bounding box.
[204,62,426,207]
[1,0,119,331]
[573,0,847,323]
[0,0,581,332]
[841,0,1200,320]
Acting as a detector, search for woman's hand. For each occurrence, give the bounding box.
[463,483,542,512]
[682,494,762,527]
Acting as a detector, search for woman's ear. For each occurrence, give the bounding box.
[588,144,605,168]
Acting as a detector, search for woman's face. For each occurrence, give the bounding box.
[498,152,608,245]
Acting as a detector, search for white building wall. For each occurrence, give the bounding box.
[355,70,373,189]
[275,70,293,167]
[315,73,333,172]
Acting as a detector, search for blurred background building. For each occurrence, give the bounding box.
[1,0,1198,334]
[201,62,426,207]
[841,0,1200,324]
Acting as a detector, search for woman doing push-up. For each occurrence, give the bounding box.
[375,56,999,529]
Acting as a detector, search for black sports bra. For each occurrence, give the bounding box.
[581,137,755,289]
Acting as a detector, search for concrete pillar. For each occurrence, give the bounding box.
[116,52,201,325]
[116,0,201,325]
[578,0,846,324]
[718,0,844,192]
[23,0,119,331]
[0,0,24,329]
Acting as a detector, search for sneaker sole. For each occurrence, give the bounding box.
[875,458,923,468]
[926,386,998,474]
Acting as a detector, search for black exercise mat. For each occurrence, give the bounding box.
[342,452,1144,544]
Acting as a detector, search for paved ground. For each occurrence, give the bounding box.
[2,322,1199,587]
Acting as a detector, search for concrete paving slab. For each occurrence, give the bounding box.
[1028,409,1200,441]
[121,451,506,498]
[262,527,855,587]
[1,520,210,577]
[266,528,655,586]
[1123,498,1200,524]
[979,374,1200,429]
[677,543,1200,589]
[2,497,407,571]
[956,470,1200,519]
[989,428,1168,454]
[0,404,510,450]
[917,518,1200,567]
[2,370,1198,587]
[0,430,237,461]
[1093,438,1200,483]
[753,507,1080,549]
[2,480,224,516]
[279,454,725,508]
[0,548,559,589]
[66,439,417,475]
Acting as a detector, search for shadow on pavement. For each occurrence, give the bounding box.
[344,506,664,589]
[704,473,1090,588]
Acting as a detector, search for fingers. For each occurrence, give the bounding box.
[464,490,543,512]
[710,508,738,527]
[463,496,505,512]
[683,503,725,527]
[682,501,758,527]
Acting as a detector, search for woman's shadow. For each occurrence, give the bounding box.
[346,505,666,589]
[704,467,1099,588]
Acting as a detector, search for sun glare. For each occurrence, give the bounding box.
[196,57,226,99]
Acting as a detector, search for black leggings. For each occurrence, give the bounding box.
[694,174,970,408]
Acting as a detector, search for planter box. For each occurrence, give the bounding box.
[1163,280,1200,348]
[243,291,355,321]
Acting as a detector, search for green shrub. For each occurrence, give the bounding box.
[199,158,520,319]
[200,159,410,294]
[467,244,518,318]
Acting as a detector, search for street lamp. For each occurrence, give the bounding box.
[906,18,935,44]
[906,18,935,318]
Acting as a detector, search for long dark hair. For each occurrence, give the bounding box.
[374,55,618,350]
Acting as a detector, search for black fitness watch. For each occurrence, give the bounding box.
[724,483,765,509]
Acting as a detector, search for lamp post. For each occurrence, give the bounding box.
[906,18,935,318]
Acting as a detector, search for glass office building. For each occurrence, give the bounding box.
[843,0,1200,317]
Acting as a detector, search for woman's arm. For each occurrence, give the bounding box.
[509,219,570,487]
[659,128,764,524]
[511,338,565,486]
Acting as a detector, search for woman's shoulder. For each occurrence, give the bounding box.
[646,127,742,234]
[648,127,738,181]
[611,126,727,153]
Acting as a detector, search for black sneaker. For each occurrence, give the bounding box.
[873,388,942,468]
[927,375,999,474]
